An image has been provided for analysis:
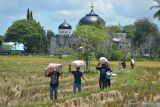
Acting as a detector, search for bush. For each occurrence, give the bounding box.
[107,48,124,60]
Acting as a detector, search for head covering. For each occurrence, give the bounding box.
[99,57,109,64]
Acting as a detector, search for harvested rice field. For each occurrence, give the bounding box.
[0,56,160,107]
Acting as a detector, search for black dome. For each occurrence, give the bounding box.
[59,20,72,29]
[79,9,105,25]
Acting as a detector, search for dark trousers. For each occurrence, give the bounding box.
[106,79,111,87]
[131,64,134,69]
[99,79,107,90]
[50,84,58,100]
[73,83,81,94]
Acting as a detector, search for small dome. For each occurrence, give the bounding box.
[79,9,105,25]
[59,20,72,29]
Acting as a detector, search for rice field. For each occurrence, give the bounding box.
[0,56,160,107]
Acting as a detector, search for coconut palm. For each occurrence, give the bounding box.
[150,0,160,19]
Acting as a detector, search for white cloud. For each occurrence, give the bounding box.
[57,10,72,16]
[0,0,159,35]
[94,0,115,15]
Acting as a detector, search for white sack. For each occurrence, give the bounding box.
[71,60,86,67]
[46,63,62,73]
[99,57,109,64]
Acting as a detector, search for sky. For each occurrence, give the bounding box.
[0,0,159,35]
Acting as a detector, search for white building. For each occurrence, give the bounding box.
[49,19,81,55]
[112,32,131,49]
[3,42,24,51]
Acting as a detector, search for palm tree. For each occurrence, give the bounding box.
[150,0,160,20]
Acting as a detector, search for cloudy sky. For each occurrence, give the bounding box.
[0,0,159,35]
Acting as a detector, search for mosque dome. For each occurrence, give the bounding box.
[59,19,72,29]
[79,8,105,25]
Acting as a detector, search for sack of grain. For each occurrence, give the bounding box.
[106,72,117,77]
[46,63,62,74]
[131,59,135,64]
[71,60,86,67]
[111,73,117,77]
[99,57,109,64]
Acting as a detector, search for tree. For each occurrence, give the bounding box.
[0,43,13,52]
[46,30,54,50]
[27,8,30,20]
[57,46,74,58]
[150,0,160,20]
[30,11,33,20]
[73,25,107,71]
[26,8,33,20]
[133,18,159,57]
[0,36,4,46]
[124,25,136,33]
[0,36,13,53]
[5,19,48,53]
[107,44,124,60]
[106,25,121,34]
[123,24,136,38]
[47,30,54,40]
[123,24,136,56]
[94,18,105,29]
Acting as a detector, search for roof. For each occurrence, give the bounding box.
[79,9,105,25]
[58,19,72,29]
[113,38,121,42]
